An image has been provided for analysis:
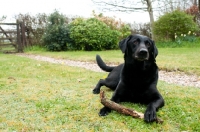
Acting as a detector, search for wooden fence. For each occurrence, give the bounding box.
[0,20,25,53]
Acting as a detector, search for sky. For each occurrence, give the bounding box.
[0,0,150,23]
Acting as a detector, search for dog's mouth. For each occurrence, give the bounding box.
[134,56,149,61]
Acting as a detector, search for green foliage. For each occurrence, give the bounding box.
[69,17,122,51]
[174,31,197,44]
[24,45,47,52]
[118,24,130,39]
[153,10,199,41]
[42,11,73,51]
[156,36,200,48]
[14,11,130,51]
[156,32,199,48]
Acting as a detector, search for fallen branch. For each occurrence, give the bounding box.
[100,91,163,124]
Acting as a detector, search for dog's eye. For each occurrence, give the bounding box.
[134,41,138,45]
[145,42,151,47]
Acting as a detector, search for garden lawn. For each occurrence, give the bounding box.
[0,53,200,131]
[26,47,200,76]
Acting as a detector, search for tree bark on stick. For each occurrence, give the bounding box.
[100,91,163,124]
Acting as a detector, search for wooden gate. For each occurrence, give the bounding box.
[0,21,25,53]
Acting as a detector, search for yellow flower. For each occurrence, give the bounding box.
[188,31,191,35]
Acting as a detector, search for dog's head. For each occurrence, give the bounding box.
[119,34,158,62]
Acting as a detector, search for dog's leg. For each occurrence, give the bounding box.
[99,106,111,116]
[93,79,117,94]
[99,82,125,116]
[144,92,164,122]
[98,94,121,116]
[93,79,105,94]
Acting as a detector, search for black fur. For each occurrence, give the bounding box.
[94,34,164,123]
[96,55,116,72]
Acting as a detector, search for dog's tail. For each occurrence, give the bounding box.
[96,55,115,72]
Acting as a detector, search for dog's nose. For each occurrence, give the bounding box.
[139,48,148,55]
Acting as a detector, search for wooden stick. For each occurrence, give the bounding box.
[100,91,164,124]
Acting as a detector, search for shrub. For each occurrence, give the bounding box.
[42,11,73,51]
[153,10,199,41]
[69,17,121,51]
[93,12,131,40]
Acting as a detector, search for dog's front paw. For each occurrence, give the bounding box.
[93,88,100,94]
[99,107,111,116]
[144,106,157,123]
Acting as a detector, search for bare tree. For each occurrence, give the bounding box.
[92,0,156,39]
[155,0,194,14]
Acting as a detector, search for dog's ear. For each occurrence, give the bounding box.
[119,35,131,53]
[152,40,158,59]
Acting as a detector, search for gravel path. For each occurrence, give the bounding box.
[17,54,200,88]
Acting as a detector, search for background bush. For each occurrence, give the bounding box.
[93,12,130,40]
[69,17,122,51]
[8,9,200,50]
[153,10,199,41]
[42,11,73,51]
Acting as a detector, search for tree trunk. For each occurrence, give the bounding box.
[193,0,197,6]
[146,0,155,40]
[199,0,200,11]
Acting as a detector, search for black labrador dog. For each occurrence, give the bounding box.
[93,34,164,123]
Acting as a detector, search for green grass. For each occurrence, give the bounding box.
[0,53,200,131]
[156,40,200,48]
[0,45,17,53]
[25,46,200,75]
[157,48,200,75]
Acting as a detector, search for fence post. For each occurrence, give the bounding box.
[21,20,26,48]
[17,20,23,52]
